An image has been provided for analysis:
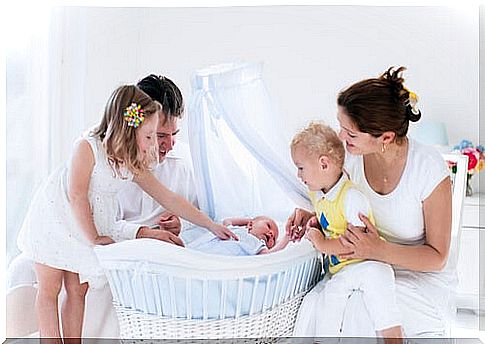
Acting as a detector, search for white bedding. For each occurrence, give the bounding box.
[95,236,321,320]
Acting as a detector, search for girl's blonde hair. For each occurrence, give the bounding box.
[92,85,162,177]
[291,121,345,170]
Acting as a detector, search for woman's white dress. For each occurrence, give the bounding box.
[293,139,455,337]
[17,133,132,287]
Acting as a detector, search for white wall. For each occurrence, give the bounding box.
[55,5,479,177]
[4,4,480,264]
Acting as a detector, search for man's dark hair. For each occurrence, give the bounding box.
[137,74,184,121]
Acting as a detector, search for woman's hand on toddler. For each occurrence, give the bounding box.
[338,213,384,260]
[210,223,239,241]
[93,235,115,245]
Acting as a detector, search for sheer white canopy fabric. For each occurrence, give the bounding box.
[188,62,311,222]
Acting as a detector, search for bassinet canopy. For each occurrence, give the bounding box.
[188,62,310,222]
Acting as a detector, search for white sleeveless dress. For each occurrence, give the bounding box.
[17,133,132,287]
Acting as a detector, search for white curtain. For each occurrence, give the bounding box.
[6,7,88,265]
[188,62,311,223]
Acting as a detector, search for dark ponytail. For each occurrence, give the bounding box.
[337,66,421,144]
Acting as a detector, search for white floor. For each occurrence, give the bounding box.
[450,308,485,342]
[14,311,485,342]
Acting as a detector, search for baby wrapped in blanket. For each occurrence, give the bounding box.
[183,216,290,255]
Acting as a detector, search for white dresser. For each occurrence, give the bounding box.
[455,192,484,314]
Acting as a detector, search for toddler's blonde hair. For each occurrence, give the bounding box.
[291,121,345,170]
[92,85,162,177]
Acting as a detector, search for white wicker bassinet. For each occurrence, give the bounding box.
[95,238,322,339]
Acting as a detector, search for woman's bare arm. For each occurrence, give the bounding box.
[340,177,452,271]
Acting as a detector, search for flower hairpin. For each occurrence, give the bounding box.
[403,87,420,115]
[124,103,145,128]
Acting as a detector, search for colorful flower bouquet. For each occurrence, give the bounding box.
[448,140,485,196]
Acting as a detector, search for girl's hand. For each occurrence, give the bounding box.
[338,213,384,260]
[210,223,239,241]
[305,227,324,247]
[285,208,314,242]
[93,235,115,245]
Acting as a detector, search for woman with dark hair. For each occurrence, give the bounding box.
[288,67,453,338]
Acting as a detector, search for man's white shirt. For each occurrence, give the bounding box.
[114,141,198,240]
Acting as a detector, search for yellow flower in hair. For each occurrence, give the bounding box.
[408,91,418,103]
[124,103,145,128]
[404,87,420,115]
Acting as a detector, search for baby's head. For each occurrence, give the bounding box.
[247,216,279,249]
[93,85,162,177]
[290,121,345,192]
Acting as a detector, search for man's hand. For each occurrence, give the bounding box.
[93,235,115,245]
[136,226,184,247]
[157,211,182,235]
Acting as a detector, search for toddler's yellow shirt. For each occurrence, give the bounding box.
[309,179,375,274]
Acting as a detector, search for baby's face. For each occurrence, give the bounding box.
[249,217,279,249]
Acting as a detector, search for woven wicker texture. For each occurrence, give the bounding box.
[115,293,305,339]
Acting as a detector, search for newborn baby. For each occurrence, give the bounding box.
[187,216,290,256]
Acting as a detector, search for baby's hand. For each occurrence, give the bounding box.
[305,227,324,246]
[93,235,115,245]
[210,223,239,241]
[222,218,232,226]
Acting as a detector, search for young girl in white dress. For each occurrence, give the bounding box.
[17,85,237,342]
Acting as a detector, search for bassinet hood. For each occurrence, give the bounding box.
[188,62,310,222]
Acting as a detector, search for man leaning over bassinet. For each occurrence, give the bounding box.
[114,74,199,245]
[6,74,200,339]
